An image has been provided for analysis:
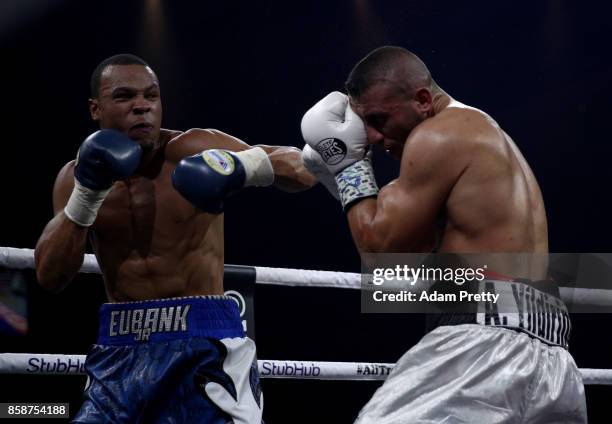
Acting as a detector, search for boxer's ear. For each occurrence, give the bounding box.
[89,98,100,122]
[413,88,433,113]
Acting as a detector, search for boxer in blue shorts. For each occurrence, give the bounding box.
[34,54,315,422]
[79,296,259,423]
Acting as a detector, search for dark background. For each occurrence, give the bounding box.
[1,0,611,422]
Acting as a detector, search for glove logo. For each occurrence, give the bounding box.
[315,138,347,165]
[202,150,235,175]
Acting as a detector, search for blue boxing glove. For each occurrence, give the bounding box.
[64,129,142,226]
[74,129,142,190]
[172,147,274,214]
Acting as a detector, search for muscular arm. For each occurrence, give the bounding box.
[347,132,466,254]
[34,161,87,292]
[254,144,316,192]
[167,128,315,192]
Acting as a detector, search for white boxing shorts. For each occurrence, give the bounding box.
[355,281,587,424]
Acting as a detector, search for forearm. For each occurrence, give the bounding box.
[257,145,316,192]
[346,198,385,253]
[35,213,88,292]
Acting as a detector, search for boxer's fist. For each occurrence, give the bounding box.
[301,145,339,199]
[65,130,141,226]
[173,147,273,214]
[301,91,368,174]
[75,129,142,190]
[172,150,247,214]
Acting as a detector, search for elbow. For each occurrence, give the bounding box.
[35,270,65,293]
[362,237,387,254]
[354,222,387,253]
[35,268,71,294]
[355,218,415,253]
[301,169,318,189]
[359,231,433,254]
[267,147,317,192]
[292,159,319,191]
[273,165,317,192]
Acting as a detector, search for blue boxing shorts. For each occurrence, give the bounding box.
[73,296,263,424]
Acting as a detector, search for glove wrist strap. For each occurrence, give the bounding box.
[335,158,379,211]
[64,180,111,227]
[234,147,274,187]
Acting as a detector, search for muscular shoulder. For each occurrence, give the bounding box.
[408,106,504,162]
[56,160,75,185]
[424,105,497,139]
[160,128,184,143]
[399,107,497,185]
[165,128,250,162]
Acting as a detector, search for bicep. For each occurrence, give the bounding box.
[368,177,447,251]
[52,161,76,215]
[350,138,463,252]
[166,128,252,161]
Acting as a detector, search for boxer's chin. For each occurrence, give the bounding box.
[138,139,155,154]
[130,133,157,153]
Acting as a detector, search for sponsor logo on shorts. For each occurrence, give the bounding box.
[225,290,247,332]
[225,290,246,316]
[478,282,571,348]
[202,150,235,175]
[108,305,191,341]
[315,137,347,165]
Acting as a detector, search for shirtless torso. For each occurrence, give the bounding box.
[35,62,314,301]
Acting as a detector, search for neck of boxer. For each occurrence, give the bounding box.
[132,130,174,177]
[429,85,453,117]
[127,138,163,179]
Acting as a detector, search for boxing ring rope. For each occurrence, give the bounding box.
[1,247,610,306]
[1,353,611,385]
[1,246,612,385]
[0,247,361,288]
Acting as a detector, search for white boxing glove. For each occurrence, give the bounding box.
[301,145,340,200]
[300,91,369,174]
[301,92,379,210]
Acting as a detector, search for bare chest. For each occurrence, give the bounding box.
[92,163,197,248]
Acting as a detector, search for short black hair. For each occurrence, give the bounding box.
[345,46,431,99]
[90,54,150,98]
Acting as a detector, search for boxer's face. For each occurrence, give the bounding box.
[89,64,162,152]
[351,82,430,160]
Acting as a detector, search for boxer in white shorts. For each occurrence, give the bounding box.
[300,46,587,423]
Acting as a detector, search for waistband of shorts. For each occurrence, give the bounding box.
[482,271,562,297]
[97,295,245,346]
[426,279,571,349]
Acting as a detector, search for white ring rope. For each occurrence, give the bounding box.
[2,247,611,306]
[0,353,610,385]
[1,247,611,385]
